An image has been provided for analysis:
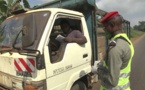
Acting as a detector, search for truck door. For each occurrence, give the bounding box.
[43,13,91,89]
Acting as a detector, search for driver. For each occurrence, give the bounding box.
[60,19,87,44]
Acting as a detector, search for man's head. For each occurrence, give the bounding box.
[101,11,123,38]
[60,19,70,34]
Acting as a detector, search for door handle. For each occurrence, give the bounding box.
[83,54,88,58]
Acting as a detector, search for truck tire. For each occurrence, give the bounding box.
[71,81,87,90]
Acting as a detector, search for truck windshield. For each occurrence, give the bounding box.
[0,11,50,49]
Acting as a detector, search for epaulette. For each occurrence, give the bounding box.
[109,40,116,46]
[109,36,131,47]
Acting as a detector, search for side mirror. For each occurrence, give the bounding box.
[22,14,36,48]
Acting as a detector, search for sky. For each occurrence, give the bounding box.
[27,0,145,27]
[96,0,145,27]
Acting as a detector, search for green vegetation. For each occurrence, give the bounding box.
[130,29,144,40]
[134,21,145,32]
[0,0,30,24]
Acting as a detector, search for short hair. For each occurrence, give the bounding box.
[109,15,124,25]
[60,19,69,26]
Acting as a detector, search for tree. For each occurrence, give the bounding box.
[138,21,145,31]
[23,0,30,8]
[0,0,8,23]
[133,21,145,32]
[0,0,30,23]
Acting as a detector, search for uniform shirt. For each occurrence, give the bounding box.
[99,38,131,88]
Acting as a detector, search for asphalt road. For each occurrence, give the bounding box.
[92,34,145,90]
[130,34,145,90]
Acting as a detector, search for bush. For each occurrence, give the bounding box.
[130,29,144,39]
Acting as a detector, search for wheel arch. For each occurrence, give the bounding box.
[66,74,90,90]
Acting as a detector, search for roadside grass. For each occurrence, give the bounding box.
[130,29,145,42]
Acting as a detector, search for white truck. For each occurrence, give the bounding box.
[0,0,130,90]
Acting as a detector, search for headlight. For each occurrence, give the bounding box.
[24,80,46,90]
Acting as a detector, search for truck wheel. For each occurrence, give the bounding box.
[71,81,87,90]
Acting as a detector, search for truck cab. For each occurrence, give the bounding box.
[0,7,92,90]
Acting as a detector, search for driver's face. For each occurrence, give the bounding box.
[61,23,70,34]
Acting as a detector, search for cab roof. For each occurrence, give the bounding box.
[13,8,83,16]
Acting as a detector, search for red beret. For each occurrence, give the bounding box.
[100,11,119,23]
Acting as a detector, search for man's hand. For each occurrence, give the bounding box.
[91,66,98,74]
[91,61,103,74]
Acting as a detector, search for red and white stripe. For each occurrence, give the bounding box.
[14,58,35,72]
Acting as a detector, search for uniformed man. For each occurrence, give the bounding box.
[97,11,134,90]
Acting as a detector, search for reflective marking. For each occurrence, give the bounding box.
[14,60,22,71]
[14,58,35,72]
[19,58,32,72]
[120,72,130,78]
[112,82,130,90]
[15,58,26,71]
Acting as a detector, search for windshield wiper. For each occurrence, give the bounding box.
[13,30,22,50]
[12,30,40,57]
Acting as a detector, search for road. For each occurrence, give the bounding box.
[130,34,145,90]
[92,34,145,90]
